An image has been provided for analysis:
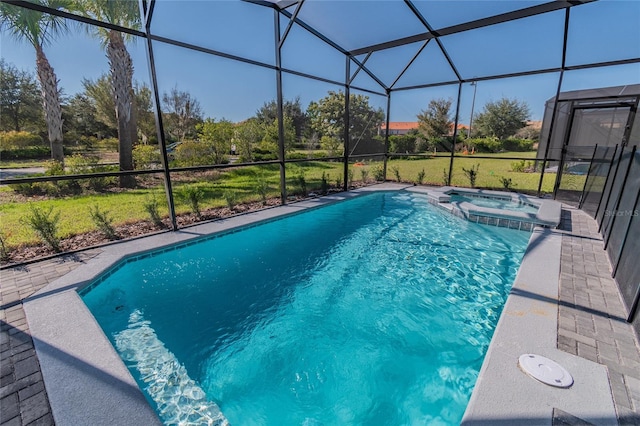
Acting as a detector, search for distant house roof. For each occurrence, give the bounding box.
[380,122,419,131]
[380,122,470,135]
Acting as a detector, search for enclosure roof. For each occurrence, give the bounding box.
[241,0,639,91]
[548,84,640,103]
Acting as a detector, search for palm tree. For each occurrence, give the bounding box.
[76,0,140,188]
[0,0,70,162]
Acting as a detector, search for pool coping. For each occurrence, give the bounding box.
[22,183,615,425]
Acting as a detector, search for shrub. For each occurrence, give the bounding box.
[0,232,10,261]
[442,169,450,186]
[255,174,269,204]
[417,168,426,185]
[511,160,526,173]
[389,134,416,154]
[503,138,534,152]
[347,169,354,187]
[372,165,384,181]
[360,168,369,183]
[320,136,342,157]
[174,140,214,167]
[415,137,435,153]
[286,152,309,160]
[22,205,61,252]
[296,172,307,197]
[390,165,401,182]
[0,131,43,149]
[223,190,238,210]
[97,137,119,152]
[143,196,164,228]
[335,175,343,189]
[179,184,204,217]
[462,163,480,188]
[0,146,51,160]
[89,204,118,240]
[321,172,329,194]
[10,181,60,197]
[499,177,515,191]
[252,142,278,162]
[66,155,117,193]
[44,160,65,176]
[467,137,502,153]
[133,144,161,169]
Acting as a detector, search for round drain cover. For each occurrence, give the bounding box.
[518,354,573,388]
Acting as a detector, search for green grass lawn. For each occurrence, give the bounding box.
[385,152,569,194]
[0,153,579,249]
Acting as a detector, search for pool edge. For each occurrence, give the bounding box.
[461,227,616,425]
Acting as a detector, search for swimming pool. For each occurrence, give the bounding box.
[82,191,529,425]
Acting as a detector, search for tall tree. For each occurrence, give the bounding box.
[196,118,234,164]
[255,97,308,142]
[0,1,70,161]
[63,92,114,140]
[83,75,154,143]
[234,119,264,162]
[307,90,384,145]
[76,0,140,187]
[162,86,203,142]
[416,98,453,139]
[82,75,117,130]
[134,82,155,144]
[0,59,44,133]
[474,98,531,141]
[262,115,296,154]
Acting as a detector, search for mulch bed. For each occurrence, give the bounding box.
[0,192,342,267]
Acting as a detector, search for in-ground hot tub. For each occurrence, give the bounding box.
[420,187,562,231]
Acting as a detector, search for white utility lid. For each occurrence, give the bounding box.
[518,354,574,388]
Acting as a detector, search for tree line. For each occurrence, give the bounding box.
[1,53,385,167]
[393,97,535,155]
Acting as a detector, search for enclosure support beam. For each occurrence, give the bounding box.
[578,144,599,209]
[612,155,640,279]
[599,147,626,233]
[142,0,177,230]
[538,8,570,196]
[553,101,577,199]
[389,40,430,90]
[594,145,618,222]
[274,9,287,204]
[383,92,392,180]
[447,83,463,186]
[604,145,637,250]
[343,57,351,191]
[623,186,640,323]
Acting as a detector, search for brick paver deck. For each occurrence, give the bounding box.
[1,251,101,426]
[1,206,639,425]
[557,207,640,425]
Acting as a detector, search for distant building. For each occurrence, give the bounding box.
[380,122,469,136]
[379,122,419,135]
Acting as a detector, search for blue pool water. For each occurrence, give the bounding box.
[450,194,538,214]
[82,191,529,425]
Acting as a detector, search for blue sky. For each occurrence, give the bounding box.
[2,0,639,125]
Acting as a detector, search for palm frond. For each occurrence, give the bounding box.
[0,0,70,47]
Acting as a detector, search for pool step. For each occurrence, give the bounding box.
[115,310,229,426]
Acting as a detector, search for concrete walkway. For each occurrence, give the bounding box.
[0,205,639,425]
